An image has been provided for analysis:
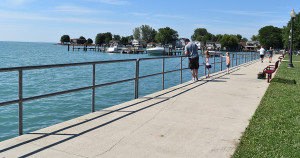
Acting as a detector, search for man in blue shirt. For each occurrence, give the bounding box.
[185,39,199,81]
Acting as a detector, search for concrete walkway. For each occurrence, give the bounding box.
[0,56,279,158]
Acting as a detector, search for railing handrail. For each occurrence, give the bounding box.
[0,52,258,136]
[0,56,186,72]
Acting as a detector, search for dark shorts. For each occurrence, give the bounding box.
[260,55,264,58]
[226,64,230,68]
[188,57,199,69]
[206,65,211,69]
[269,53,273,57]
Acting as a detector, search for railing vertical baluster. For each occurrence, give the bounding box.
[18,69,23,135]
[180,56,182,84]
[162,58,165,90]
[135,59,140,99]
[92,64,96,112]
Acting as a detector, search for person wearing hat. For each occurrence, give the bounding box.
[184,38,199,81]
[259,46,265,63]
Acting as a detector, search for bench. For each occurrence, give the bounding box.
[263,60,279,83]
[278,52,287,62]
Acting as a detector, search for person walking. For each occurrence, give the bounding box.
[259,46,265,63]
[184,39,199,81]
[204,51,211,78]
[268,47,273,63]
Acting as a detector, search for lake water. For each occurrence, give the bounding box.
[0,41,256,142]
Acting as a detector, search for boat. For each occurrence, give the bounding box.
[146,46,166,56]
[208,51,220,57]
[106,45,123,53]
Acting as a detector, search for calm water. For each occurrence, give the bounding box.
[0,41,255,142]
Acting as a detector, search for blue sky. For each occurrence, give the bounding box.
[0,0,299,43]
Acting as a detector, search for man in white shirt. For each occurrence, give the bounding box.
[259,46,265,63]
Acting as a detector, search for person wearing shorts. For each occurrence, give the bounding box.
[185,39,199,81]
[268,47,273,63]
[259,46,265,63]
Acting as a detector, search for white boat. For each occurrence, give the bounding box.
[147,46,166,56]
[106,45,123,53]
[208,51,220,57]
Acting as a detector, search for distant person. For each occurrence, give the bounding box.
[185,39,199,82]
[221,52,230,74]
[268,47,273,63]
[259,46,265,63]
[204,51,211,78]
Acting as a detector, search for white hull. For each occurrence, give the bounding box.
[147,47,166,55]
[106,46,123,53]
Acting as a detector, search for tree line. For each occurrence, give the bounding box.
[254,12,300,50]
[60,12,300,50]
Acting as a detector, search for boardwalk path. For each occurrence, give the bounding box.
[0,56,278,158]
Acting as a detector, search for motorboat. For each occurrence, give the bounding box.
[106,45,123,53]
[208,51,220,57]
[147,46,166,56]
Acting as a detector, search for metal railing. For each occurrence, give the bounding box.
[0,51,258,136]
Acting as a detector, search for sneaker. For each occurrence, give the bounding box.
[195,77,198,81]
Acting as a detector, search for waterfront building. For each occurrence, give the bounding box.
[245,41,260,51]
[132,39,147,47]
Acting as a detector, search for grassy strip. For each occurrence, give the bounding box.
[233,55,300,157]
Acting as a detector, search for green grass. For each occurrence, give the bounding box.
[233,55,300,158]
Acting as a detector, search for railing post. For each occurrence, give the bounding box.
[162,58,165,90]
[213,54,215,73]
[221,53,223,71]
[135,59,140,99]
[236,52,237,66]
[180,56,182,84]
[92,64,96,112]
[18,70,23,135]
[239,52,241,65]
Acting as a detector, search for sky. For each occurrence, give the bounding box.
[0,0,299,43]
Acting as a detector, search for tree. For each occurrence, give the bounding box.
[133,27,141,39]
[140,25,157,42]
[120,36,129,45]
[282,12,300,50]
[236,34,242,41]
[155,27,178,45]
[258,25,283,49]
[215,34,223,42]
[220,34,239,50]
[60,35,70,44]
[113,34,121,40]
[251,35,259,41]
[78,36,86,44]
[87,38,93,44]
[191,28,208,41]
[95,32,112,45]
[241,37,248,42]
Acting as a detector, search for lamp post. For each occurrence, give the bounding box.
[288,9,296,68]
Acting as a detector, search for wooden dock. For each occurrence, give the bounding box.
[67,44,185,56]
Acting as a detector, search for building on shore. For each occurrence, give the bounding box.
[71,38,87,45]
[194,41,204,49]
[132,39,147,47]
[109,40,121,46]
[206,42,221,50]
[245,41,260,51]
[147,42,158,48]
